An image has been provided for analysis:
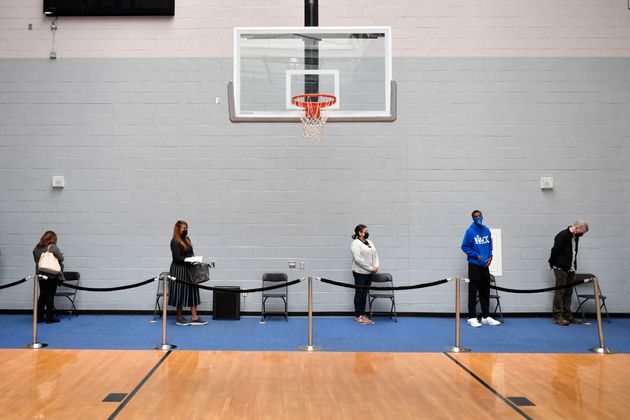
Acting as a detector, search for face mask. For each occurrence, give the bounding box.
[473,216,483,225]
[575,232,583,237]
[181,229,188,237]
[363,232,369,240]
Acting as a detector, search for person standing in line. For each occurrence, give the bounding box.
[351,224,379,325]
[169,220,207,326]
[461,210,501,328]
[32,231,64,324]
[548,220,589,326]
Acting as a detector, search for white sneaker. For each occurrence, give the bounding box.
[481,316,501,326]
[467,317,482,328]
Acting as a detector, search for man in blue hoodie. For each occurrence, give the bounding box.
[461,210,501,327]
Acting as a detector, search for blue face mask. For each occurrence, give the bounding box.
[473,216,483,225]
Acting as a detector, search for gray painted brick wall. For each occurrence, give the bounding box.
[1,57,629,314]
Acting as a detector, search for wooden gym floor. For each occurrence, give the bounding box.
[0,349,628,419]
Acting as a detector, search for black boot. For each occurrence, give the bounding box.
[46,309,60,324]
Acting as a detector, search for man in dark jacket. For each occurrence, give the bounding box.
[548,220,589,325]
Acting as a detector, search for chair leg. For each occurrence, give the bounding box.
[58,296,77,319]
[496,298,504,323]
[368,297,374,319]
[70,298,78,319]
[602,300,611,323]
[261,297,266,322]
[152,297,161,321]
[575,299,587,322]
[63,297,70,319]
[284,297,288,321]
[391,298,397,323]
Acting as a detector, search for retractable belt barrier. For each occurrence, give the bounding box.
[172,277,304,293]
[459,276,614,354]
[312,276,454,352]
[55,277,157,292]
[487,279,590,294]
[11,272,614,354]
[0,277,28,290]
[320,277,451,291]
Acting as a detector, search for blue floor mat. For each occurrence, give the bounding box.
[1,314,627,353]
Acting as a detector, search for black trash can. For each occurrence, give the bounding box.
[212,286,240,320]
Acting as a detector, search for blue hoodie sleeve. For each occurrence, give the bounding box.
[461,228,479,260]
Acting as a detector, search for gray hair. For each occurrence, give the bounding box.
[573,220,589,232]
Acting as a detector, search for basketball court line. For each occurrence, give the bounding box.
[114,350,522,418]
[2,349,627,417]
[443,352,532,419]
[107,350,172,420]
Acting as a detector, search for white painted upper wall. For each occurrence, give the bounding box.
[1,0,630,58]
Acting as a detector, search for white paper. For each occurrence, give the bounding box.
[489,229,502,277]
[184,256,203,263]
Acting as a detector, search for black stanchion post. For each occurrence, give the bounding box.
[26,274,48,349]
[154,272,176,351]
[447,277,469,353]
[589,277,615,354]
[299,276,320,351]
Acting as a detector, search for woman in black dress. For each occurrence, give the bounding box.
[169,220,207,326]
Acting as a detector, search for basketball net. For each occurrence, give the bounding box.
[300,114,328,140]
[291,94,336,140]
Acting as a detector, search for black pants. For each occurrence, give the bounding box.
[468,263,490,319]
[38,277,58,320]
[353,271,373,317]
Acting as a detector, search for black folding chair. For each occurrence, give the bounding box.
[574,273,611,323]
[152,273,166,322]
[55,271,80,319]
[368,272,397,322]
[488,274,504,322]
[261,273,288,322]
[474,274,504,322]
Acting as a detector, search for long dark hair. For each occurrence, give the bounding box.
[352,224,367,240]
[36,231,57,248]
[172,220,191,249]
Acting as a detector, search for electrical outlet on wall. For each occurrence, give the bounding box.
[540,177,554,190]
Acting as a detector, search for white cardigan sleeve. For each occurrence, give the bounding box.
[369,240,379,268]
[351,240,374,272]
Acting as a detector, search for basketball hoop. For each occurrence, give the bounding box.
[291,93,336,139]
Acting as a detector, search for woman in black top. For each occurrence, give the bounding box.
[32,231,64,323]
[169,220,207,326]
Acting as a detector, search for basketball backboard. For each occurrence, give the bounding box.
[228,27,396,123]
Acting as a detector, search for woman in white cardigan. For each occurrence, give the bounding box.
[351,224,379,325]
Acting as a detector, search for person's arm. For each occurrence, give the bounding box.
[461,230,480,260]
[52,245,64,263]
[351,241,373,272]
[485,234,493,267]
[371,241,380,271]
[573,237,579,270]
[171,240,189,264]
[548,231,567,268]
